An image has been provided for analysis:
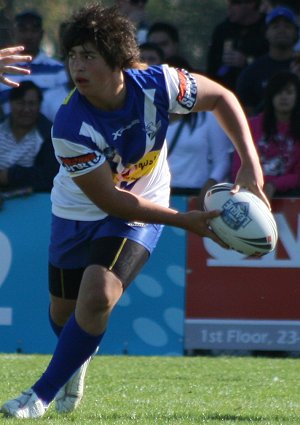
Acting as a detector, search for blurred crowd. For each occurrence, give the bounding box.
[1,0,300,205]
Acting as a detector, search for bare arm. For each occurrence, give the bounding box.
[191,73,270,208]
[73,162,227,247]
[0,46,32,87]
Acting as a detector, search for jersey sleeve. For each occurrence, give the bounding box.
[51,129,106,177]
[161,64,197,114]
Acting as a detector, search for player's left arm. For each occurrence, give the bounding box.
[191,73,269,208]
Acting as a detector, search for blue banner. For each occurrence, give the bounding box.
[0,194,186,355]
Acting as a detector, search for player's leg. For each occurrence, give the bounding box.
[54,234,151,413]
[33,241,148,412]
[48,265,94,413]
[1,218,162,418]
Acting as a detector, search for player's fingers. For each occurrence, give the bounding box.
[0,56,32,66]
[258,187,271,210]
[202,209,221,220]
[0,74,21,87]
[1,64,31,74]
[230,184,240,194]
[0,46,25,56]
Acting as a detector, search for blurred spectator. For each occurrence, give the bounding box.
[139,41,165,65]
[167,111,232,206]
[232,71,300,199]
[0,10,68,115]
[0,81,59,193]
[147,21,188,64]
[41,62,73,123]
[260,0,300,14]
[116,0,149,44]
[165,54,193,70]
[0,0,14,48]
[206,0,268,91]
[40,21,74,123]
[236,6,300,115]
[260,0,300,51]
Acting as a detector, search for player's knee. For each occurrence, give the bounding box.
[80,267,123,314]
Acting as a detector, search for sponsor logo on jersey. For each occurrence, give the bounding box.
[221,199,252,230]
[126,221,147,227]
[145,120,162,140]
[59,152,101,172]
[113,150,160,184]
[176,69,197,111]
[112,119,140,141]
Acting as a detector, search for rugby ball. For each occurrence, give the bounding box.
[204,182,278,256]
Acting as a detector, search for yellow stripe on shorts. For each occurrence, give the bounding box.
[108,238,127,271]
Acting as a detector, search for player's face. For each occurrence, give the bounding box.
[68,43,116,105]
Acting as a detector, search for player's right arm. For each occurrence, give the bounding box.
[73,161,227,247]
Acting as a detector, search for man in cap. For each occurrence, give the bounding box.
[236,6,300,115]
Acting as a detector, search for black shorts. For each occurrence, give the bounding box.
[49,236,150,299]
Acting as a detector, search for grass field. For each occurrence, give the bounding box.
[0,354,299,424]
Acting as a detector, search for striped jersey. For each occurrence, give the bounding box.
[51,64,197,221]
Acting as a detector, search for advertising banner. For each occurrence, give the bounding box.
[0,195,186,355]
[185,198,300,352]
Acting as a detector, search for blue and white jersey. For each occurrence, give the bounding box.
[51,64,197,221]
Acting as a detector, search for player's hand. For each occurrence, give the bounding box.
[0,46,32,87]
[185,209,229,248]
[231,162,271,210]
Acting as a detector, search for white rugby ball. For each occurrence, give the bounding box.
[204,182,278,256]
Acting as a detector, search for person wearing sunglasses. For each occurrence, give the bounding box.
[206,0,268,92]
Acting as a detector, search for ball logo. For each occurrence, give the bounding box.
[221,199,252,230]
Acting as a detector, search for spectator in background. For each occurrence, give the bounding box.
[260,0,300,14]
[206,0,268,92]
[139,41,165,65]
[232,71,300,199]
[0,0,14,48]
[260,0,300,51]
[167,111,232,207]
[0,81,58,193]
[116,0,149,44]
[147,21,187,63]
[236,6,300,115]
[0,10,68,115]
[41,21,74,123]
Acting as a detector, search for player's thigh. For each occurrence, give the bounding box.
[89,236,150,290]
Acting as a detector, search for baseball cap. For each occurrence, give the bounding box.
[266,6,299,28]
[15,10,43,28]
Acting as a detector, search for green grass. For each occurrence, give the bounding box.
[0,354,299,424]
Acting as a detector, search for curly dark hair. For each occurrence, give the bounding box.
[62,2,141,70]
